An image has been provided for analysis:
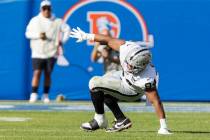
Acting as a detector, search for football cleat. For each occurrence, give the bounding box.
[158,128,172,135]
[106,118,132,132]
[80,118,108,131]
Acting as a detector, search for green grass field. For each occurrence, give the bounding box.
[0,111,209,140]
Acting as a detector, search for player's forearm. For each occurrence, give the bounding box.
[94,34,112,44]
[70,27,124,51]
[93,34,124,51]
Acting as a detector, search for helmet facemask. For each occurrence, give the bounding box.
[125,49,151,75]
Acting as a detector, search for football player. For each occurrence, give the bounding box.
[70,27,172,134]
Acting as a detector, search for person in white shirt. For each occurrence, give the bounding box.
[70,27,172,134]
[25,0,70,103]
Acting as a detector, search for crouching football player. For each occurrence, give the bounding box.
[70,27,172,134]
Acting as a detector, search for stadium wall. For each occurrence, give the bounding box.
[0,0,209,101]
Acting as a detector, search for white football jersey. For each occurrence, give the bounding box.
[119,41,157,90]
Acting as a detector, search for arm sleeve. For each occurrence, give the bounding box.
[25,18,40,40]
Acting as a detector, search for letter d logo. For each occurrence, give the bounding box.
[87,11,121,45]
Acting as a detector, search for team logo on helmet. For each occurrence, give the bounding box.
[63,0,152,46]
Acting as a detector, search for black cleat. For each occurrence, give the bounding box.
[106,118,132,132]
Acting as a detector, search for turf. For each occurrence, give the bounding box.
[0,111,209,140]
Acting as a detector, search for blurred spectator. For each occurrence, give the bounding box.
[25,0,70,103]
[91,17,121,73]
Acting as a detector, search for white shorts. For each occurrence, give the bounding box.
[89,70,150,101]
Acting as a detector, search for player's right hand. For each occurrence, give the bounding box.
[70,27,87,43]
[70,27,95,43]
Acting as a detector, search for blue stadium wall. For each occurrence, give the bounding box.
[0,0,209,101]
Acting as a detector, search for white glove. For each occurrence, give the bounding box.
[69,27,95,43]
